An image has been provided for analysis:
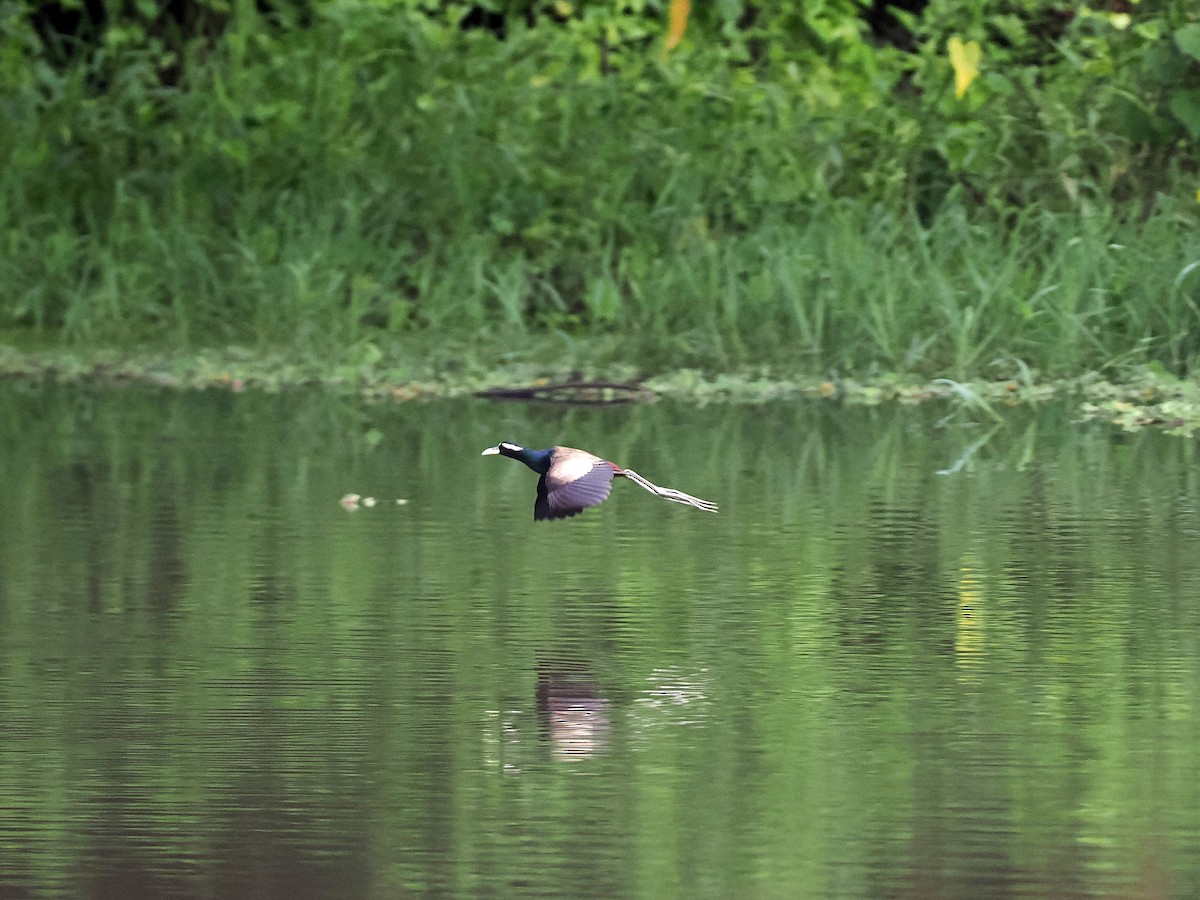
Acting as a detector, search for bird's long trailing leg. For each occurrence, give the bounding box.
[618,469,718,512]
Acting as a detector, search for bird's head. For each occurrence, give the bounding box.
[481,441,525,458]
[482,442,554,474]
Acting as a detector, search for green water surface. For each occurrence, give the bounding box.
[1,382,1198,898]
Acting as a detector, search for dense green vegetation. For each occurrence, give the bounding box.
[3,0,1199,381]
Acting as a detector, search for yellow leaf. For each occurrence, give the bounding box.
[947,36,982,100]
[553,1,573,16]
[665,0,690,51]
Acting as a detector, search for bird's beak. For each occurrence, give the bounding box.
[481,446,501,456]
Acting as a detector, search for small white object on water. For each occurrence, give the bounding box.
[396,498,408,506]
[363,496,377,508]
[339,493,361,511]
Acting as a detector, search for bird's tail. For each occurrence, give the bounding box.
[619,469,718,512]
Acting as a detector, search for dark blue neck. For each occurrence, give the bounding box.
[503,445,553,474]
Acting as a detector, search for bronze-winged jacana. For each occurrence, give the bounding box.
[481,442,718,521]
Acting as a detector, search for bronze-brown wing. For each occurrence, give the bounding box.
[534,461,616,521]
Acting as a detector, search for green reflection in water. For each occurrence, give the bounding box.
[0,382,1198,898]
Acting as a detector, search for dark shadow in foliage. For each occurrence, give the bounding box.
[860,0,928,51]
[27,0,311,85]
[28,0,108,65]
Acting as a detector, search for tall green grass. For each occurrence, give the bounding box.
[2,2,1199,379]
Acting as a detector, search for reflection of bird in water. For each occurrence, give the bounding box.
[536,670,609,759]
[482,442,718,521]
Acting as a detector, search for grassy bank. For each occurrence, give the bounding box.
[4,339,1200,442]
[2,1,1199,381]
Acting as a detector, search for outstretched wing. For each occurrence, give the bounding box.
[535,460,616,521]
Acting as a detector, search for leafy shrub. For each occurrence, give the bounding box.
[2,0,1198,375]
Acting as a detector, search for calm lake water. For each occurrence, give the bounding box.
[2,381,1199,898]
